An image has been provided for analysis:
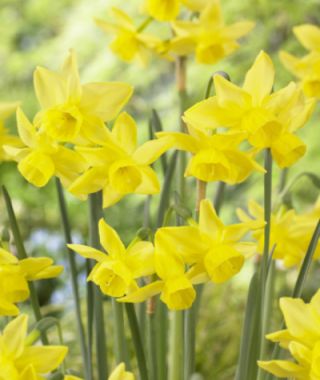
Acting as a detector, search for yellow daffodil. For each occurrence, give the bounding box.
[65,362,135,380]
[33,50,133,143]
[68,218,154,298]
[237,200,320,267]
[157,127,264,183]
[95,8,163,65]
[170,0,254,64]
[119,199,261,310]
[0,101,22,161]
[280,24,320,98]
[0,247,63,316]
[69,112,172,208]
[258,289,320,379]
[4,108,87,187]
[0,314,67,379]
[184,51,315,167]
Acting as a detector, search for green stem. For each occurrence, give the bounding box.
[213,182,226,214]
[137,16,153,32]
[2,186,48,345]
[169,311,184,380]
[55,179,90,379]
[125,303,149,380]
[156,300,168,380]
[147,298,158,380]
[89,192,108,380]
[112,298,130,367]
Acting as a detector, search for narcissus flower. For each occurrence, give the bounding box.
[96,8,163,65]
[5,108,87,187]
[237,200,320,267]
[184,51,315,167]
[0,314,67,379]
[0,247,63,316]
[119,199,261,310]
[0,101,22,161]
[170,0,254,64]
[68,218,154,297]
[280,24,320,98]
[33,50,133,143]
[258,289,320,379]
[157,127,264,183]
[69,112,171,207]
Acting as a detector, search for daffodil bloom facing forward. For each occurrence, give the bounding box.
[280,24,320,98]
[5,108,87,187]
[69,112,172,207]
[119,199,261,310]
[237,200,320,267]
[65,362,135,380]
[184,51,315,167]
[170,0,254,64]
[96,8,163,65]
[0,101,22,161]
[0,314,67,380]
[157,127,264,183]
[68,218,154,298]
[258,289,320,379]
[33,50,133,143]
[0,247,63,316]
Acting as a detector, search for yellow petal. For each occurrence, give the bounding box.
[293,24,320,52]
[34,67,67,109]
[112,112,137,154]
[214,75,250,110]
[109,362,135,380]
[271,133,306,168]
[19,257,53,280]
[80,82,133,122]
[102,184,125,208]
[99,218,126,256]
[16,346,68,373]
[146,0,180,21]
[279,51,303,78]
[223,21,255,39]
[61,49,82,102]
[199,199,224,238]
[156,132,198,153]
[161,276,196,310]
[109,160,142,194]
[18,151,55,187]
[67,244,107,262]
[134,166,160,194]
[132,136,172,165]
[155,247,185,280]
[3,314,28,358]
[118,280,164,303]
[68,167,108,198]
[0,101,20,120]
[16,108,36,148]
[243,51,274,104]
[0,248,18,264]
[258,360,306,378]
[126,241,154,277]
[20,365,38,380]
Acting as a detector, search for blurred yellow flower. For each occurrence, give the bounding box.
[96,8,163,65]
[0,314,67,379]
[64,362,134,380]
[0,101,22,161]
[33,50,133,143]
[184,51,315,167]
[280,24,320,98]
[5,108,87,187]
[157,127,264,183]
[170,0,254,64]
[259,289,320,379]
[69,112,171,208]
[68,218,154,298]
[0,247,63,316]
[237,200,320,267]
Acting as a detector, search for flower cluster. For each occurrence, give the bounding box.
[259,289,320,379]
[280,24,320,98]
[95,0,254,65]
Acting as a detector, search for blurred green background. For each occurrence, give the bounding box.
[1,0,320,378]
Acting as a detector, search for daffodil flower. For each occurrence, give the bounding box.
[95,8,163,65]
[33,50,133,143]
[237,200,320,267]
[0,314,67,379]
[64,362,135,380]
[4,108,87,187]
[157,127,264,183]
[69,112,172,208]
[68,218,154,298]
[0,101,23,161]
[184,51,315,167]
[259,289,320,379]
[169,0,254,64]
[280,24,320,98]
[0,247,63,316]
